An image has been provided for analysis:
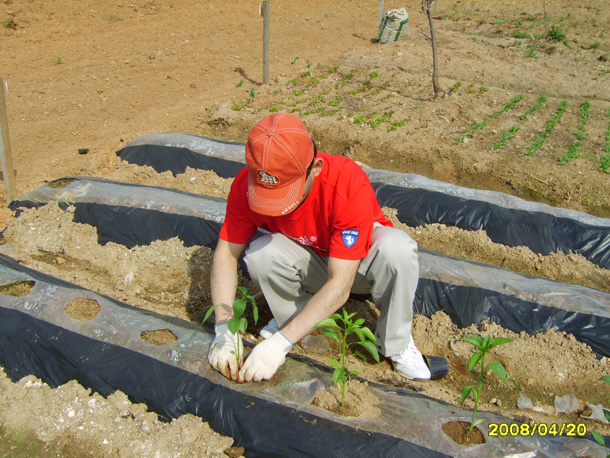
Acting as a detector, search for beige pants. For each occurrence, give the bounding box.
[243,226,419,356]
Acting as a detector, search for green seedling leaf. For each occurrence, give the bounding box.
[315,318,338,328]
[462,335,484,348]
[601,376,610,385]
[360,326,377,344]
[236,79,244,88]
[252,304,259,325]
[468,352,482,371]
[203,304,221,323]
[461,385,474,403]
[333,367,345,385]
[321,327,340,343]
[489,337,514,348]
[592,431,605,447]
[227,316,241,334]
[329,359,341,369]
[360,340,380,363]
[352,350,366,360]
[488,361,508,382]
[233,298,247,318]
[239,317,248,333]
[482,334,491,349]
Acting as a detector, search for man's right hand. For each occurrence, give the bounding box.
[208,323,244,381]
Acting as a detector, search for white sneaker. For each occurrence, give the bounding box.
[259,318,279,339]
[389,338,431,380]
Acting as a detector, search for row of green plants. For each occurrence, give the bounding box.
[526,99,568,156]
[233,63,415,132]
[463,94,610,172]
[456,94,526,145]
[602,108,610,174]
[559,100,591,165]
[232,60,491,133]
[491,94,548,150]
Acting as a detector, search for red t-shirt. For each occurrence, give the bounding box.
[219,152,393,260]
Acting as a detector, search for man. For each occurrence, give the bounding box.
[208,112,436,383]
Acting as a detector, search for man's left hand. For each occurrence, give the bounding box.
[239,332,293,382]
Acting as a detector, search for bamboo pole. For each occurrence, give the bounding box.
[379,0,385,33]
[262,1,270,84]
[0,77,16,205]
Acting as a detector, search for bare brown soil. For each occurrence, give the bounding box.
[1,0,610,456]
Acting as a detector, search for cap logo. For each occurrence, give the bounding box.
[257,169,280,186]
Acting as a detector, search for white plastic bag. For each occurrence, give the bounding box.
[377,7,409,43]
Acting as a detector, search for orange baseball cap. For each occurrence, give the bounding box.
[245,113,314,216]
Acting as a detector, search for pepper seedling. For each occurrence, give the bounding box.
[203,286,259,366]
[461,334,513,435]
[591,376,610,457]
[314,310,379,407]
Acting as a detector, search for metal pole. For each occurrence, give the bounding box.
[0,77,16,205]
[379,0,385,32]
[262,1,270,84]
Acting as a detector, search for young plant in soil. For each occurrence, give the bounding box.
[314,310,380,407]
[461,334,513,435]
[591,376,610,457]
[203,286,259,366]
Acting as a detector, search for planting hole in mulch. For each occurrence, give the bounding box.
[311,379,381,418]
[140,329,178,346]
[64,297,101,321]
[48,178,75,188]
[442,421,486,446]
[0,280,35,297]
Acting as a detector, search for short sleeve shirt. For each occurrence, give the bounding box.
[219,152,393,260]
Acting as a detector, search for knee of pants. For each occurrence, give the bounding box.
[243,234,275,279]
[374,228,419,267]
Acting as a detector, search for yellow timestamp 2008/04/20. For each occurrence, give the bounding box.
[488,422,587,437]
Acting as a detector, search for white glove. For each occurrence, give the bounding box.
[208,323,244,381]
[239,331,293,382]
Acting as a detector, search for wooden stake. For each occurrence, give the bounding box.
[0,77,16,205]
[262,1,270,84]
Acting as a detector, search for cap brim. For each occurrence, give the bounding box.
[248,173,306,216]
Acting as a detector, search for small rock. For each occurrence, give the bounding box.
[517,394,534,410]
[224,446,245,458]
[554,394,580,415]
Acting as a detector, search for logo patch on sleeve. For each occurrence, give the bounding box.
[341,230,360,249]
